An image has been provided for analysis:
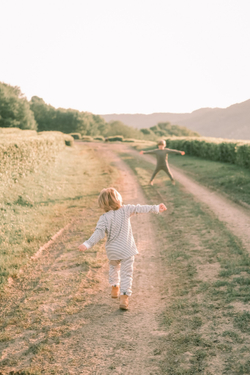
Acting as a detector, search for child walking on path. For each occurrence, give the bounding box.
[79,187,167,310]
[140,140,185,185]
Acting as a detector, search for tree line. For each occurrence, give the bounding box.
[0,82,199,139]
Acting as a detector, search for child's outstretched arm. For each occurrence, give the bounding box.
[126,203,167,217]
[166,148,185,155]
[140,149,157,155]
[78,216,106,252]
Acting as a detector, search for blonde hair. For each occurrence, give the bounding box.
[158,139,166,147]
[98,187,122,212]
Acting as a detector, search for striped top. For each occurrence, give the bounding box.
[83,204,159,260]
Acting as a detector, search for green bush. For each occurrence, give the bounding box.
[236,143,250,168]
[105,135,124,142]
[164,137,250,168]
[70,133,81,140]
[93,136,105,141]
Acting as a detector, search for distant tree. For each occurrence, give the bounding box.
[30,96,106,136]
[0,82,37,129]
[104,121,144,139]
[143,122,200,137]
[140,128,151,135]
[30,96,55,131]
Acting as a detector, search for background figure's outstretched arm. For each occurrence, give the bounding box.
[166,148,185,155]
[140,149,157,155]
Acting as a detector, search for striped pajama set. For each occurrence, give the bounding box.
[83,204,159,296]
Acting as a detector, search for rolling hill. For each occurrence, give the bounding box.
[101,99,250,140]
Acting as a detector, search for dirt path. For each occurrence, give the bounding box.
[0,143,168,374]
[78,144,167,374]
[130,148,250,251]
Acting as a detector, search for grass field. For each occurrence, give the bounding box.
[0,144,118,290]
[120,150,250,375]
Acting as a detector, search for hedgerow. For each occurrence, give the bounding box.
[0,129,73,183]
[165,137,250,168]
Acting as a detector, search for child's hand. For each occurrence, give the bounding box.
[139,150,144,154]
[181,151,185,155]
[78,244,87,252]
[159,203,167,212]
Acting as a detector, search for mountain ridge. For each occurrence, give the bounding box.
[100,99,250,140]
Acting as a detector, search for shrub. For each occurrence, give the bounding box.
[93,136,105,141]
[236,143,250,168]
[105,135,124,142]
[70,133,81,140]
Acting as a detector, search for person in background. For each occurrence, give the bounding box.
[140,140,185,185]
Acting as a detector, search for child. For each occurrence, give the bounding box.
[78,187,167,310]
[140,140,185,185]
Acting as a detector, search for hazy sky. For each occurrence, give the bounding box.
[0,0,250,114]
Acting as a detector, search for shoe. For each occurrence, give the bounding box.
[111,286,119,298]
[171,180,176,185]
[120,295,129,310]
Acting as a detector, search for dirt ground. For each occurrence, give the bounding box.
[66,145,169,374]
[1,143,250,374]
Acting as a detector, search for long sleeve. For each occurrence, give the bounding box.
[83,215,107,249]
[166,148,182,155]
[125,204,159,217]
[143,149,157,154]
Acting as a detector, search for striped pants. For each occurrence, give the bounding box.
[109,256,134,296]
